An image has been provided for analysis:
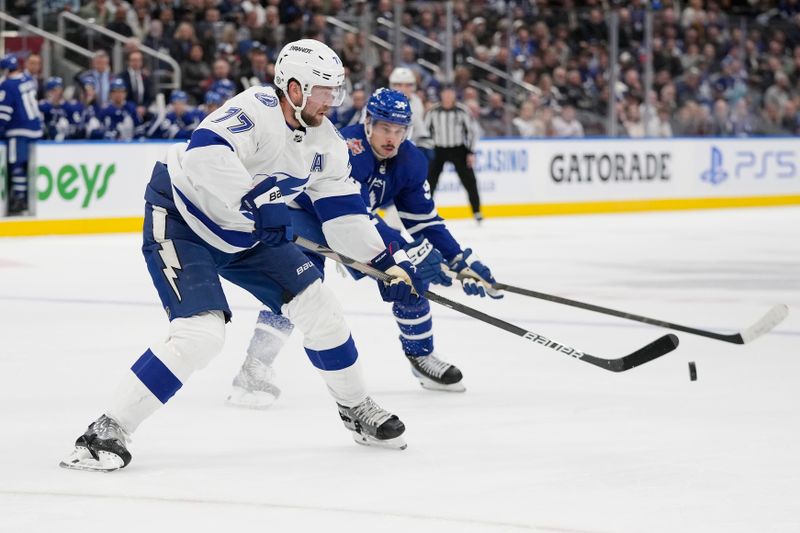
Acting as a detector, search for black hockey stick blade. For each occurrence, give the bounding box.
[294,236,679,372]
[424,289,680,372]
[493,283,789,345]
[580,333,679,372]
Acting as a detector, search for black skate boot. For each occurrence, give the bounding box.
[337,397,407,450]
[406,353,466,392]
[7,196,29,216]
[60,415,132,472]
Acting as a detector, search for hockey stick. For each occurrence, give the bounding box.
[294,236,679,372]
[492,282,789,345]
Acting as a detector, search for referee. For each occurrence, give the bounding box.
[424,86,483,222]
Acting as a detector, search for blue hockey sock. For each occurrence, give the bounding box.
[9,161,28,199]
[393,298,433,356]
[251,308,295,365]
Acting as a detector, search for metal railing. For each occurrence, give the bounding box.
[0,10,95,79]
[57,11,181,92]
[325,16,392,51]
[375,12,539,102]
[465,56,541,98]
[376,17,444,52]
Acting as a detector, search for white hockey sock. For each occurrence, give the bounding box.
[105,371,162,434]
[106,311,226,434]
[317,360,368,407]
[283,280,368,407]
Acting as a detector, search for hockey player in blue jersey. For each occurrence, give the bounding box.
[157,90,205,139]
[78,76,104,140]
[210,78,236,101]
[202,90,223,115]
[60,40,424,472]
[39,77,85,141]
[0,54,43,215]
[227,88,502,409]
[97,77,140,141]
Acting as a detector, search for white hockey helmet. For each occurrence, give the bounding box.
[274,39,346,127]
[389,67,416,89]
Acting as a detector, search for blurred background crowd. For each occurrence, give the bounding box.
[3,0,800,140]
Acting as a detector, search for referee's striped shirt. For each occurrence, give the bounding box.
[424,102,479,152]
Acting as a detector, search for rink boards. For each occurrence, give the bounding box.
[2,137,800,236]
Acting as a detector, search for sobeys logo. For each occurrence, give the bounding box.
[37,163,115,208]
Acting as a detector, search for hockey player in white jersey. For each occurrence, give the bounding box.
[388,67,432,154]
[60,39,425,472]
[227,88,503,410]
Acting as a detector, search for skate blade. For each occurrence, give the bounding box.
[59,447,124,472]
[416,376,466,393]
[225,387,278,410]
[351,432,407,450]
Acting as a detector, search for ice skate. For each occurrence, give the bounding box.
[407,353,466,392]
[8,196,29,216]
[337,397,407,450]
[226,356,281,409]
[59,415,131,472]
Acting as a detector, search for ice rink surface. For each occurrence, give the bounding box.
[0,207,798,532]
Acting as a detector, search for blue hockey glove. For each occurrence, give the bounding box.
[403,237,453,287]
[240,176,293,246]
[370,242,425,305]
[449,248,503,299]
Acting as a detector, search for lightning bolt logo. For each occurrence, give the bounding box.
[151,206,183,302]
[158,240,182,301]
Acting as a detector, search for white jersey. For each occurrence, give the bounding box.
[164,85,385,261]
[408,93,432,149]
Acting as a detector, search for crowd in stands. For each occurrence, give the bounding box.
[5,0,800,139]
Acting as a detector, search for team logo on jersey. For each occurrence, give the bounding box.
[367,177,386,208]
[347,138,364,155]
[255,93,278,107]
[311,153,325,173]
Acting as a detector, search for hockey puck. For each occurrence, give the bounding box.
[688,362,697,381]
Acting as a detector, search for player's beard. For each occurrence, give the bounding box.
[300,106,325,127]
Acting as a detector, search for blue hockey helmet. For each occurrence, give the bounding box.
[170,90,189,103]
[81,74,97,88]
[45,76,64,91]
[0,54,19,71]
[204,91,223,105]
[210,79,235,98]
[110,77,127,91]
[366,88,412,127]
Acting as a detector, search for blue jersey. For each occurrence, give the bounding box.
[158,107,205,139]
[82,102,104,139]
[98,101,140,140]
[299,123,462,261]
[0,72,43,139]
[39,99,85,140]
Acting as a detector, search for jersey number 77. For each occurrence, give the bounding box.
[211,107,254,134]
